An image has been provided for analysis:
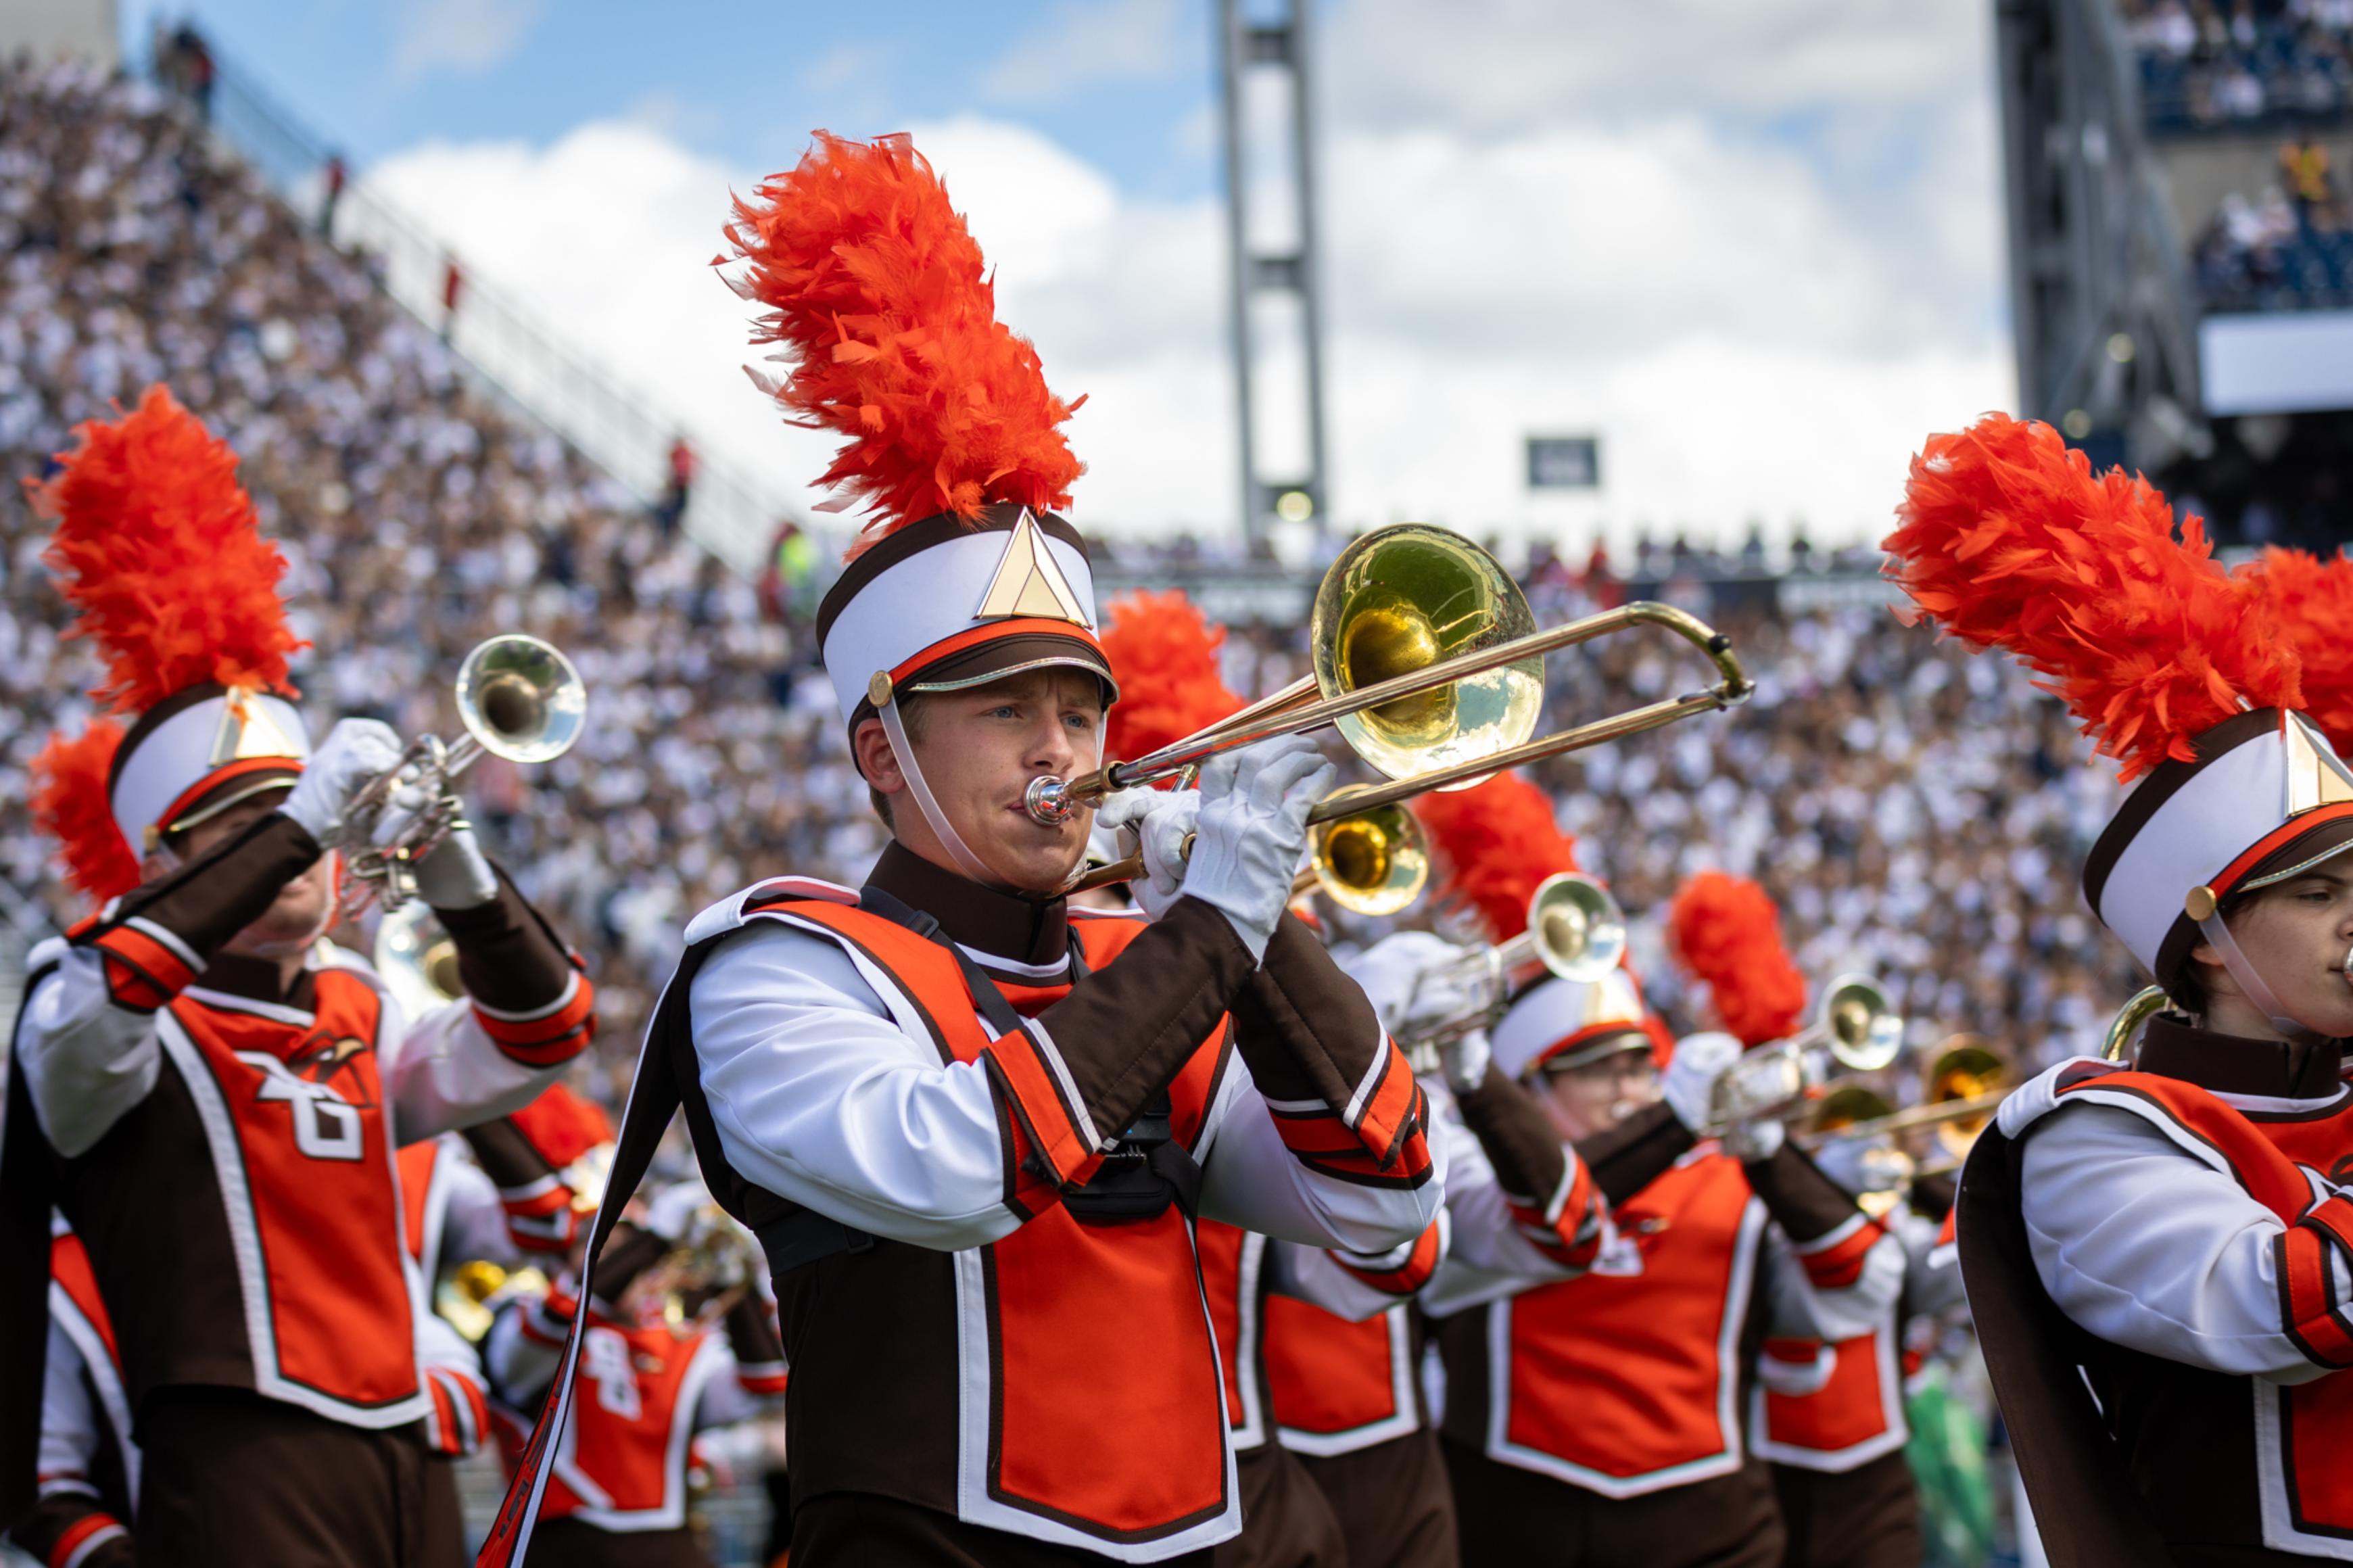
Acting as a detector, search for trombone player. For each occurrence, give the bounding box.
[0,388,598,1568]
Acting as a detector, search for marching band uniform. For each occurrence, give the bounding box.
[485,1199,786,1568]
[479,134,1440,1568]
[0,388,596,1567]
[1886,412,2353,1565]
[7,1225,136,1568]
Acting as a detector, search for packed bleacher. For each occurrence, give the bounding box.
[2123,0,2353,133]
[0,54,2145,1120]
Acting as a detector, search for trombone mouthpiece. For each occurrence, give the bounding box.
[1026,776,1075,826]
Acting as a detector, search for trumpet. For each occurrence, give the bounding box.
[337,634,587,911]
[1803,1085,1918,1216]
[1053,524,1753,891]
[1404,874,1627,1045]
[1702,975,1903,1137]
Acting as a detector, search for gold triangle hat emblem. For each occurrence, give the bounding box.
[974,510,1091,626]
[2283,711,2353,817]
[208,688,302,766]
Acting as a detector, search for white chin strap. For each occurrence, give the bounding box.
[874,686,1005,890]
[2192,907,2313,1037]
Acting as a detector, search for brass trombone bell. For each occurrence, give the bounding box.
[1703,974,1903,1137]
[1922,1037,2008,1160]
[1025,522,1753,829]
[1298,787,1429,916]
[1808,1083,1895,1137]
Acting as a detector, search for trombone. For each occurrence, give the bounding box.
[1701,975,1903,1137]
[1393,875,1627,1074]
[1062,523,1752,892]
[337,634,588,911]
[1797,1035,2010,1166]
[1803,1085,1917,1216]
[1287,786,1429,916]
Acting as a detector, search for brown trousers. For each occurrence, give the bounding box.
[790,1490,1214,1567]
[1769,1454,1922,1568]
[1212,1443,1347,1568]
[1442,1438,1784,1568]
[137,1387,434,1568]
[525,1517,709,1567]
[1295,1429,1460,1568]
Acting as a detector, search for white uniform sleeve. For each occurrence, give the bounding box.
[2021,1101,2339,1385]
[689,924,1030,1252]
[483,1290,567,1407]
[690,1335,763,1430]
[1194,1055,1446,1255]
[15,947,162,1159]
[37,1314,103,1498]
[437,1154,520,1270]
[1893,1203,1968,1316]
[1757,1215,1907,1341]
[379,987,566,1145]
[1272,1210,1448,1323]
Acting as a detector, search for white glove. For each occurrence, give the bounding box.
[1341,930,1478,1039]
[279,718,404,846]
[412,824,499,910]
[1182,734,1335,962]
[1442,1026,1493,1095]
[1661,1030,1741,1137]
[1093,786,1201,922]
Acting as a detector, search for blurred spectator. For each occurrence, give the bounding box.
[320,151,346,236]
[2124,0,2353,133]
[439,256,464,341]
[655,435,694,539]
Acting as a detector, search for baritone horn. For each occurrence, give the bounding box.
[1704,975,1903,1137]
[337,634,588,911]
[1399,874,1628,1055]
[1062,523,1753,893]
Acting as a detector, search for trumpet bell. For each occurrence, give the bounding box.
[1821,974,1903,1073]
[1311,525,1543,786]
[375,901,463,1022]
[1308,788,1429,916]
[1923,1037,2008,1159]
[1528,873,1627,982]
[457,634,587,765]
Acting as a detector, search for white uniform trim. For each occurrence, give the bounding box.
[46,1281,141,1507]
[1746,1323,1909,1473]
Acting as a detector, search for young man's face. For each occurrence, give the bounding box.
[857,667,1106,896]
[1529,1045,1660,1143]
[146,790,337,957]
[2198,862,2353,1039]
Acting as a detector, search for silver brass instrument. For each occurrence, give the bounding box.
[1397,874,1626,1072]
[1059,524,1753,893]
[337,634,586,911]
[1703,974,1903,1137]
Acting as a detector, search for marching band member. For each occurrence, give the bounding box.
[479,133,1440,1568]
[1408,838,1901,1568]
[6,1222,136,1568]
[0,387,597,1567]
[485,1183,786,1567]
[1886,413,2353,1565]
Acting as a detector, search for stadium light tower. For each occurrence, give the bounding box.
[1218,0,1329,549]
[1995,0,2207,473]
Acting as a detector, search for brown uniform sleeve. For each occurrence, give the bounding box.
[1577,1101,1699,1208]
[1223,913,1433,1186]
[72,812,321,1010]
[435,867,596,1068]
[1741,1140,1870,1245]
[7,1493,133,1568]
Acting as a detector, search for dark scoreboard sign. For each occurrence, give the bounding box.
[1526,435,1600,490]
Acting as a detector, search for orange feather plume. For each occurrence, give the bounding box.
[30,721,141,905]
[1415,771,1581,942]
[1667,870,1806,1048]
[34,385,304,714]
[1099,590,1242,766]
[722,132,1084,554]
[2233,547,2353,755]
[1881,412,2300,783]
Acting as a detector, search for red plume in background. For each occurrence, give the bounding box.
[506,1081,617,1171]
[1098,590,1242,767]
[1667,870,1806,1049]
[2234,546,2353,755]
[1882,412,2300,783]
[722,132,1085,555]
[1415,771,1581,943]
[36,386,304,715]
[29,721,141,904]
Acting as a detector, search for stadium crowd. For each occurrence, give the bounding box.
[0,53,2143,1123]
[2124,0,2353,132]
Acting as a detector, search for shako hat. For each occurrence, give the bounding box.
[1417,771,1657,1078]
[1884,413,2353,1003]
[28,386,310,904]
[723,133,1116,744]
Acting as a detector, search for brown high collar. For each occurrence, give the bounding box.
[194,951,316,1012]
[2138,1014,2346,1099]
[863,840,1069,968]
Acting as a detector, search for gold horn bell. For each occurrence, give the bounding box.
[1300,784,1429,916]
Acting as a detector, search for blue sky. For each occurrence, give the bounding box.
[119,1,2017,548]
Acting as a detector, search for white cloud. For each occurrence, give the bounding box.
[979,0,1189,105]
[362,2,2012,552]
[391,0,545,81]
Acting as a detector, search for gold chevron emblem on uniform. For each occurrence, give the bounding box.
[209,688,302,766]
[974,510,1090,626]
[2283,711,2353,817]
